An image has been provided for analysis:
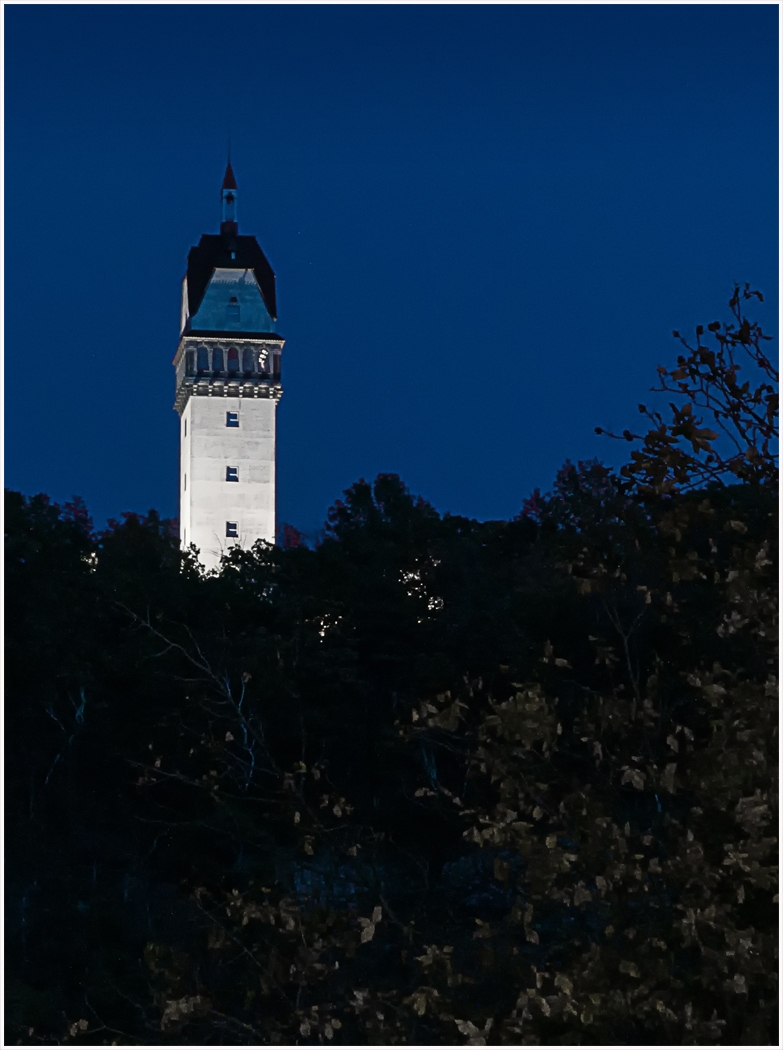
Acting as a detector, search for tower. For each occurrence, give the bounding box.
[173,163,284,569]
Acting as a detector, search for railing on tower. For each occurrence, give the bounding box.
[183,346,281,382]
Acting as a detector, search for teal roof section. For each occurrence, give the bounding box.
[189,268,275,333]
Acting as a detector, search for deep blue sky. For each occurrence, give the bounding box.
[5,5,778,537]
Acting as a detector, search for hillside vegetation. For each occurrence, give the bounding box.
[5,286,777,1045]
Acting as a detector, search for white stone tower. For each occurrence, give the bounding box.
[173,163,284,570]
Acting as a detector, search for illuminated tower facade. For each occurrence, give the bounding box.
[173,163,284,569]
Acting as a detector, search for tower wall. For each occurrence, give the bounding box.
[180,394,277,570]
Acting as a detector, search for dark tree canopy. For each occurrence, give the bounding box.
[5,287,777,1046]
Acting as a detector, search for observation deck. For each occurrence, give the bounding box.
[173,335,283,413]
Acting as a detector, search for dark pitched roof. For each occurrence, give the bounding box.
[222,162,237,190]
[185,231,277,322]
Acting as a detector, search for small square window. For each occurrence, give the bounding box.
[226,412,239,427]
[226,522,238,538]
[226,466,239,482]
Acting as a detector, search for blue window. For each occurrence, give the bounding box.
[226,521,238,538]
[227,347,239,373]
[185,350,195,376]
[212,347,224,372]
[242,347,255,373]
[226,412,239,427]
[197,346,209,371]
[226,466,239,482]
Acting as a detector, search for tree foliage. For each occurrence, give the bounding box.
[5,287,777,1045]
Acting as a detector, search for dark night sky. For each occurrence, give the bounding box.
[5,4,778,538]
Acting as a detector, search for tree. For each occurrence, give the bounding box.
[398,285,778,1044]
[5,287,776,1045]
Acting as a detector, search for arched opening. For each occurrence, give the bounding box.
[185,350,195,376]
[212,347,224,373]
[197,346,209,372]
[242,347,255,374]
[227,347,239,374]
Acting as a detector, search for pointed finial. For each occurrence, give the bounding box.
[221,152,238,233]
[222,160,237,191]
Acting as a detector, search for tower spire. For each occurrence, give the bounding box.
[221,156,238,234]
